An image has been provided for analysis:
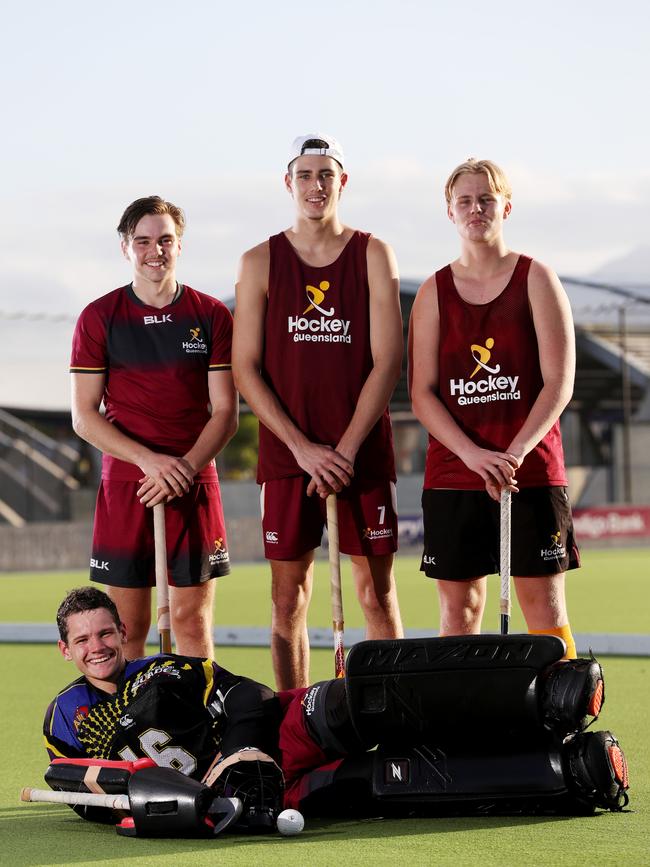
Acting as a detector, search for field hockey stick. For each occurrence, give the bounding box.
[326,494,345,678]
[499,488,512,635]
[153,503,172,653]
[21,787,129,810]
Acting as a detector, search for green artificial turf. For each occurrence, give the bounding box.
[2,547,649,634]
[1,646,648,867]
[1,547,648,863]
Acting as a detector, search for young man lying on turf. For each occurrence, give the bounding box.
[42,587,628,836]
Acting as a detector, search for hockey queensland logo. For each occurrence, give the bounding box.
[449,337,520,407]
[287,281,351,343]
[362,526,394,541]
[541,530,566,562]
[182,326,208,354]
[208,537,229,566]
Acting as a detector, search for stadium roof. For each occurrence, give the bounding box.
[394,280,650,419]
[1,277,648,416]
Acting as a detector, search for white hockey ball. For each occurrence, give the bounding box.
[276,808,305,836]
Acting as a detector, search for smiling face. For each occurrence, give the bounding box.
[285,155,347,222]
[121,212,181,286]
[58,607,127,692]
[447,171,511,244]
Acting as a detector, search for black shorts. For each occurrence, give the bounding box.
[420,487,580,580]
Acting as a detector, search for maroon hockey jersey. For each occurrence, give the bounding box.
[258,231,395,482]
[71,284,232,481]
[424,255,568,489]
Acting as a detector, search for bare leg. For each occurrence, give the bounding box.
[106,586,151,659]
[514,574,568,630]
[270,553,314,690]
[170,581,216,658]
[350,554,403,639]
[436,577,487,636]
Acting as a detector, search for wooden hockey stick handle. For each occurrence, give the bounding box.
[153,503,172,654]
[21,787,129,810]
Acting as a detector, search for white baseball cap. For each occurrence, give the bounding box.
[288,134,344,170]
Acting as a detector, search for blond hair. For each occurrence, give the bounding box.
[444,159,512,205]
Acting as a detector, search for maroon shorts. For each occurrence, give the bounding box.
[261,476,398,560]
[90,479,230,588]
[277,688,343,811]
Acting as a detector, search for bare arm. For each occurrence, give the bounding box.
[137,370,239,507]
[232,242,353,494]
[409,275,519,499]
[315,237,403,495]
[71,373,195,499]
[505,260,575,462]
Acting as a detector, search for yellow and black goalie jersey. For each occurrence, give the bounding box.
[44,655,276,779]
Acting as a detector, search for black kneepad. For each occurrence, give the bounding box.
[541,656,605,734]
[563,730,629,812]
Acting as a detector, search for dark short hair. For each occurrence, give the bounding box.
[57,587,122,643]
[117,195,185,240]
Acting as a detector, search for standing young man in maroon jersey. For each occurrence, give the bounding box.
[70,196,237,659]
[233,135,404,689]
[410,159,579,657]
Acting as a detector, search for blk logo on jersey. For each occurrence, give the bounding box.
[287,280,352,344]
[144,314,173,325]
[541,530,566,561]
[208,537,229,565]
[449,337,520,407]
[90,557,109,572]
[182,326,208,354]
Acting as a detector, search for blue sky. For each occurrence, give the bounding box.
[1,0,649,406]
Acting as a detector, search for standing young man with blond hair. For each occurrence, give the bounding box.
[233,135,404,689]
[410,159,579,657]
[70,196,237,659]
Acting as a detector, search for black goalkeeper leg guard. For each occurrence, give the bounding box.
[372,729,629,816]
[346,636,604,745]
[297,730,629,818]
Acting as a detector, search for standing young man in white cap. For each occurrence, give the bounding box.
[233,134,404,689]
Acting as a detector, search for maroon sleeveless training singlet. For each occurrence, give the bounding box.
[424,255,567,489]
[257,231,395,483]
